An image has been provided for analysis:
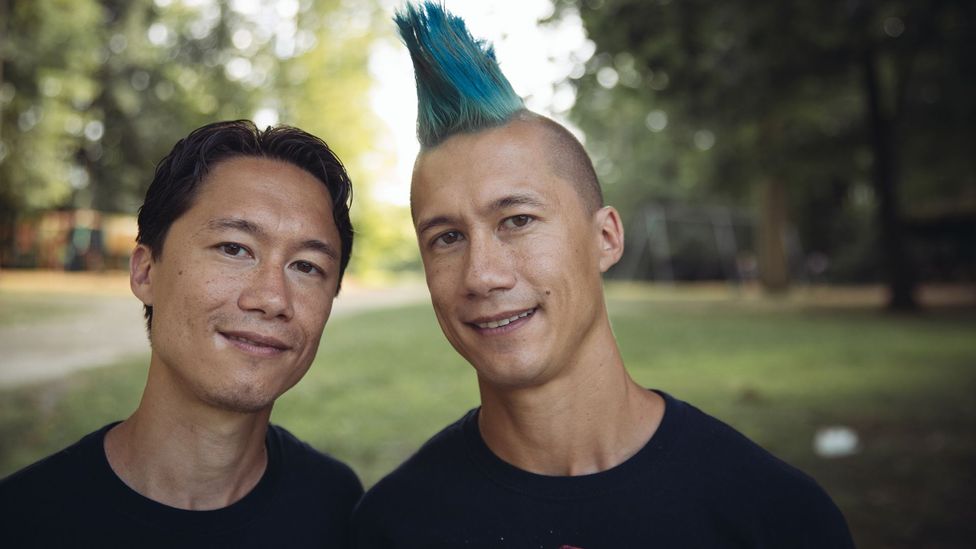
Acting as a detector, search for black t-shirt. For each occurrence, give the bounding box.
[352,391,855,549]
[1,423,363,548]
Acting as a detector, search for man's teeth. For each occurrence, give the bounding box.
[478,310,532,329]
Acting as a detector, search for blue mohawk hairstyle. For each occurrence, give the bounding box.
[394,2,524,148]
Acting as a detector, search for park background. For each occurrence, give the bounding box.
[1,0,974,547]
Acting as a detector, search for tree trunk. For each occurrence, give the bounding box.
[758,179,789,293]
[862,40,918,311]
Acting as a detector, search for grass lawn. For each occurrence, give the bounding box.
[0,291,88,326]
[1,283,974,548]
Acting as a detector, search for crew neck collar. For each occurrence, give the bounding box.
[461,390,685,500]
[90,422,281,533]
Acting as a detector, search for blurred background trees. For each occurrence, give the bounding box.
[1,0,973,307]
[553,0,975,310]
[0,0,416,276]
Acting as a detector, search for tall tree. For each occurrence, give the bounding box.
[555,0,975,310]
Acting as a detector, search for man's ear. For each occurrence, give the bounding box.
[595,206,625,273]
[130,244,154,306]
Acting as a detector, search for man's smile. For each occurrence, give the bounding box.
[218,330,292,357]
[468,308,536,332]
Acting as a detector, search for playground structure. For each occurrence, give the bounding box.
[613,202,807,284]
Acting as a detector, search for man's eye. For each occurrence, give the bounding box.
[293,261,322,276]
[503,215,533,229]
[219,243,249,257]
[434,231,464,247]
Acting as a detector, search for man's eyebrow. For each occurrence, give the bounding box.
[300,239,340,261]
[206,217,339,261]
[489,193,545,212]
[416,215,456,236]
[206,217,264,236]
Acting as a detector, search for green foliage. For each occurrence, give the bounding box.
[556,1,859,214]
[0,0,102,215]
[274,0,385,189]
[0,0,392,230]
[1,285,975,547]
[349,201,421,278]
[0,0,416,276]
[553,0,975,286]
[266,1,419,277]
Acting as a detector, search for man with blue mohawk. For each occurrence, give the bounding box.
[353,3,854,547]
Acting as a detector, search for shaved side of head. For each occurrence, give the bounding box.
[527,113,604,214]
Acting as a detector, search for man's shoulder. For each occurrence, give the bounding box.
[268,423,363,500]
[669,395,825,492]
[0,424,115,545]
[663,394,853,545]
[354,409,473,516]
[1,424,111,497]
[269,423,356,473]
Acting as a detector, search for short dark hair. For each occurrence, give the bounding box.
[136,119,354,330]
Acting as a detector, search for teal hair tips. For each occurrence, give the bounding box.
[394,2,524,147]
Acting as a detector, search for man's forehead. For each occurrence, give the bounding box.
[181,157,338,236]
[417,128,578,194]
[426,118,539,155]
[198,157,332,204]
[413,124,544,188]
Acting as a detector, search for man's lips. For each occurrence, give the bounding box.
[468,308,536,329]
[219,330,292,355]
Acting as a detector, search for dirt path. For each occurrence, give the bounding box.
[0,271,429,388]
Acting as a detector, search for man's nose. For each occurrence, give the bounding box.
[238,261,294,319]
[463,235,517,298]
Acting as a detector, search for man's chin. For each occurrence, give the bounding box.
[200,387,278,415]
[474,361,551,390]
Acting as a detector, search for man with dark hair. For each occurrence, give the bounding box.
[1,120,362,547]
[352,4,855,548]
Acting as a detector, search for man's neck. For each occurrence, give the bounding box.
[103,370,271,511]
[477,333,664,477]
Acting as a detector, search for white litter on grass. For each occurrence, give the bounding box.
[814,426,860,458]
